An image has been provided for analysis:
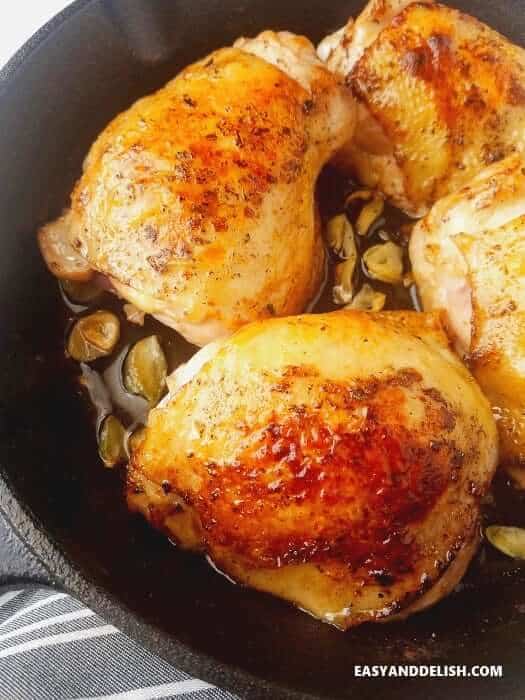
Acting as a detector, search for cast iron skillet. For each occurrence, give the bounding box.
[1,1,525,698]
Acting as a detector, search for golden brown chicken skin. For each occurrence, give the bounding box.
[319,0,525,216]
[318,0,433,76]
[38,33,355,346]
[128,311,497,629]
[410,154,525,479]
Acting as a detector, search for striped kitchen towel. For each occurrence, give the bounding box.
[0,586,239,700]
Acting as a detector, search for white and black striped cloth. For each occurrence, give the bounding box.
[0,586,239,700]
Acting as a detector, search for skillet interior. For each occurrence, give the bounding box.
[1,1,525,698]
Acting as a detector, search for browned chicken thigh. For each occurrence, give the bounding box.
[39,32,355,345]
[319,0,525,216]
[128,311,498,629]
[410,154,525,479]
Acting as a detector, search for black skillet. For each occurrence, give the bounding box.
[1,1,525,698]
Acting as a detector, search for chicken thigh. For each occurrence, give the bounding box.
[318,0,525,217]
[38,32,355,346]
[128,310,497,629]
[410,154,525,477]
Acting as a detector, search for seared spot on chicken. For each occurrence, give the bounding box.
[318,0,432,73]
[128,310,498,629]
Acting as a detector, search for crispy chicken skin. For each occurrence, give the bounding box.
[318,0,432,76]
[38,32,355,346]
[410,154,525,476]
[318,1,525,216]
[128,310,497,629]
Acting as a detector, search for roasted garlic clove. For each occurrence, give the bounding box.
[326,214,345,253]
[61,279,102,305]
[355,195,384,237]
[344,189,374,208]
[348,283,386,312]
[67,311,120,362]
[363,242,404,284]
[333,257,356,305]
[123,335,168,406]
[99,414,127,468]
[340,222,357,261]
[486,525,525,559]
[325,214,356,260]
